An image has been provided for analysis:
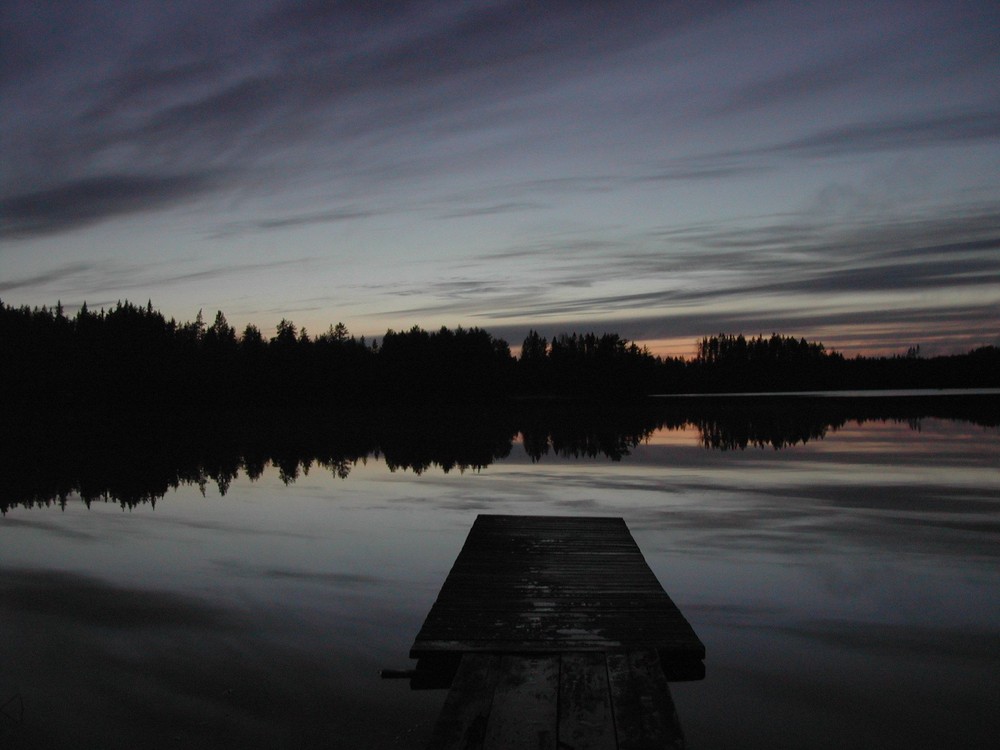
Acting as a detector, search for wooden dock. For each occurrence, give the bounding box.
[408,514,704,749]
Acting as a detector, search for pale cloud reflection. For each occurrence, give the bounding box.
[1,414,997,747]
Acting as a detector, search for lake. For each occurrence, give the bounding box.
[2,394,998,749]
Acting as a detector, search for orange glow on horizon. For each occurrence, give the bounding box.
[634,337,699,360]
[633,324,997,361]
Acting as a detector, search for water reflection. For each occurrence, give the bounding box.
[2,399,998,749]
[4,394,996,512]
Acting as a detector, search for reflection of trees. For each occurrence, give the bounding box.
[696,418,830,451]
[519,401,663,461]
[1,406,518,512]
[663,394,999,451]
[693,411,833,450]
[375,406,516,474]
[2,396,996,512]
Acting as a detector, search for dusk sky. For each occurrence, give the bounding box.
[2,0,999,356]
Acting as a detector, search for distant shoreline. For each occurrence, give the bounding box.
[653,388,1000,398]
[4,302,998,409]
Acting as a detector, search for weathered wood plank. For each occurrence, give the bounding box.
[482,655,559,750]
[411,515,704,660]
[419,611,700,627]
[558,652,617,750]
[607,650,684,750]
[423,602,683,613]
[425,653,501,750]
[415,640,624,653]
[413,640,703,655]
[412,517,704,749]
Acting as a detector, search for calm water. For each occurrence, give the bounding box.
[2,402,999,749]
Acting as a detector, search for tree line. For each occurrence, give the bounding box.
[2,300,997,412]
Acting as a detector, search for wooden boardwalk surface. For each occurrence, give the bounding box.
[408,515,704,749]
[411,515,705,658]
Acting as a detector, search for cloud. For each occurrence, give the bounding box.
[769,109,1000,158]
[634,160,771,182]
[882,236,1000,259]
[646,110,1000,183]
[364,202,1000,353]
[129,77,284,146]
[437,201,547,219]
[710,51,881,116]
[0,173,216,239]
[140,258,314,289]
[2,0,997,360]
[211,208,374,238]
[0,2,739,241]
[749,256,1000,296]
[0,263,95,293]
[0,257,315,306]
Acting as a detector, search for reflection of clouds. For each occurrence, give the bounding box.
[684,603,787,618]
[1,568,243,630]
[149,516,321,541]
[771,619,1000,661]
[760,484,1000,514]
[3,412,997,748]
[1,566,444,747]
[0,516,97,541]
[262,568,380,587]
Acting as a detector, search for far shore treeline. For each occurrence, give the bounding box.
[2,299,998,412]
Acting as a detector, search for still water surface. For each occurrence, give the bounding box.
[2,406,998,748]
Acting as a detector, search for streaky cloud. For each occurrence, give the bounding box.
[881,235,1000,260]
[372,203,1000,336]
[131,77,285,145]
[15,258,316,305]
[633,159,771,182]
[99,257,316,296]
[0,263,95,294]
[211,208,374,238]
[710,50,882,116]
[0,173,216,239]
[437,201,546,219]
[764,109,1000,158]
[657,110,1000,178]
[485,301,1000,356]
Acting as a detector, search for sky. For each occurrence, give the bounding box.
[2,0,999,357]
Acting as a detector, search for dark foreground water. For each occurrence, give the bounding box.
[2,397,998,748]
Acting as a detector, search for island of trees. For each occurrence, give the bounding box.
[2,299,997,413]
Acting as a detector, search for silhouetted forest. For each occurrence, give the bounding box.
[2,301,997,412]
[2,394,997,512]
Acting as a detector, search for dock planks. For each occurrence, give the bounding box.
[424,650,685,750]
[410,515,703,749]
[410,515,705,659]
